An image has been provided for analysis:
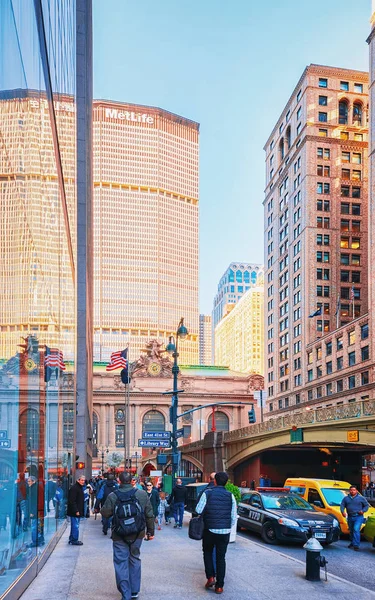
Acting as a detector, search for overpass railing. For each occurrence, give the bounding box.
[224,398,375,443]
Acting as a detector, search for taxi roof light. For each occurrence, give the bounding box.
[256,487,289,492]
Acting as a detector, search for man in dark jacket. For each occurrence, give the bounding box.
[95,473,118,534]
[170,478,187,528]
[101,471,154,600]
[196,471,236,595]
[67,475,85,545]
[145,480,160,518]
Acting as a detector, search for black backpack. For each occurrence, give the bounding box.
[112,488,146,544]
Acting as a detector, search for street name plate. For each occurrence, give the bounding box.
[0,439,11,448]
[175,428,184,439]
[138,439,170,448]
[142,431,171,440]
[347,430,359,442]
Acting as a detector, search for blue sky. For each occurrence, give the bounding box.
[93,0,371,314]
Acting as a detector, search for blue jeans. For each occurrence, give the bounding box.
[102,516,112,533]
[348,514,364,548]
[113,537,143,600]
[173,502,184,526]
[31,517,44,545]
[69,516,80,543]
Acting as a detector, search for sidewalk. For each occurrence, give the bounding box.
[20,513,375,600]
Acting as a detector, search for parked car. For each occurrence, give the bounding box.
[237,488,340,545]
[284,478,375,535]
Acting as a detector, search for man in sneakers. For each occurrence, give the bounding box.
[170,478,187,528]
[340,484,369,551]
[195,471,236,595]
[101,471,154,600]
[67,475,86,546]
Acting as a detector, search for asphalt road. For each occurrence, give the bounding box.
[238,528,375,590]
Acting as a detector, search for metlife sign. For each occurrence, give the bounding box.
[105,107,154,125]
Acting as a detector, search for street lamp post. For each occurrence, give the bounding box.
[166,318,188,482]
[101,446,109,473]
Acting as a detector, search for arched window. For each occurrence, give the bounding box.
[339,100,348,125]
[19,408,39,450]
[279,138,284,160]
[286,126,291,149]
[236,270,242,283]
[243,270,250,284]
[142,410,165,432]
[251,270,257,284]
[353,102,362,125]
[228,269,234,283]
[208,411,229,432]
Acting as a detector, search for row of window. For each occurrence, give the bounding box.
[318,78,364,93]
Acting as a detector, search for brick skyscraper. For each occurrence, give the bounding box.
[264,65,368,412]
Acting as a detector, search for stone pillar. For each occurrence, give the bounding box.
[75,0,93,478]
[99,403,106,447]
[108,404,115,448]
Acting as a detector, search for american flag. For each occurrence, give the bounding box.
[106,348,128,372]
[45,347,66,370]
[350,285,355,301]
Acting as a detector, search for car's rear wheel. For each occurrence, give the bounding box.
[261,522,278,544]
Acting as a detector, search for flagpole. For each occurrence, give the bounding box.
[125,345,130,472]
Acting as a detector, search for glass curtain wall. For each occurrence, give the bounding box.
[0,0,76,594]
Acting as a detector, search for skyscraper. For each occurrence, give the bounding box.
[199,314,212,365]
[214,275,264,374]
[264,64,368,412]
[92,101,199,364]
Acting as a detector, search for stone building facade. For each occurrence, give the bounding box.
[91,345,263,474]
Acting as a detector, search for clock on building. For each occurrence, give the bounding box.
[147,361,162,376]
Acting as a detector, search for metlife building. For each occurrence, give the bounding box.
[92,100,200,365]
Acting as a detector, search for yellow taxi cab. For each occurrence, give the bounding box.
[284,478,375,535]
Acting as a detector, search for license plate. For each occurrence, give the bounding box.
[314,532,326,539]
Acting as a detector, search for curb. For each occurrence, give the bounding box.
[237,534,375,596]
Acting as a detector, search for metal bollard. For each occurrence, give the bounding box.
[303,537,328,581]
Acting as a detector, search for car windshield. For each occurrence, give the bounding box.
[321,488,349,506]
[262,494,313,510]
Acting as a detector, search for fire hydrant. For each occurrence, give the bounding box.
[303,537,328,581]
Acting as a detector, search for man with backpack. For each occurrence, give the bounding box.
[94,472,118,534]
[101,471,154,600]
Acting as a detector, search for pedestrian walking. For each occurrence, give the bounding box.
[195,471,236,595]
[26,476,45,547]
[95,473,118,534]
[53,479,65,519]
[145,480,160,519]
[101,471,155,600]
[67,475,86,545]
[170,477,187,528]
[157,492,169,529]
[340,484,369,551]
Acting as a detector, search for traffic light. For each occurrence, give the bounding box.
[76,461,85,470]
[248,408,256,423]
[121,368,131,385]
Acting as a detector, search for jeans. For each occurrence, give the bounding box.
[173,502,184,526]
[202,530,230,589]
[31,517,45,545]
[347,514,364,548]
[102,516,112,533]
[69,516,80,543]
[113,537,143,600]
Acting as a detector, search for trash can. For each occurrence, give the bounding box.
[185,483,208,515]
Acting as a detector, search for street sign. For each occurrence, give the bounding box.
[347,430,359,443]
[0,439,11,449]
[0,431,7,439]
[142,431,171,440]
[175,428,184,439]
[138,439,170,448]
